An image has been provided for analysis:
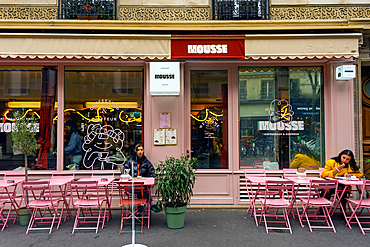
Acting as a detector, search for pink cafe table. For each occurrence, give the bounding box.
[244,176,287,227]
[327,177,364,216]
[0,178,25,231]
[38,177,75,221]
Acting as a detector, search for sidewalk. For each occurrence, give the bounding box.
[1,209,367,247]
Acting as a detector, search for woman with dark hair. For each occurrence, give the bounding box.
[321,149,363,217]
[121,143,161,214]
[64,120,83,170]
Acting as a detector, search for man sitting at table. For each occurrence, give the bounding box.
[121,143,161,215]
[321,149,363,218]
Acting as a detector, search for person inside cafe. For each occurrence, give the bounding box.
[64,120,83,170]
[321,149,363,217]
[121,143,161,214]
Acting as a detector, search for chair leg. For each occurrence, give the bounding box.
[72,207,81,234]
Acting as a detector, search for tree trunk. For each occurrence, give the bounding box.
[24,155,29,204]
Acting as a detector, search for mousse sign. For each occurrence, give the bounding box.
[171,39,245,59]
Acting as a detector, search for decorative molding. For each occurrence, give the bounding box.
[0,6,57,19]
[118,6,210,21]
[271,6,370,20]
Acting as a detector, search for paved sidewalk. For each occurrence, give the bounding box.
[0,209,367,247]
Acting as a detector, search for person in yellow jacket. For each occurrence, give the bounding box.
[321,149,363,217]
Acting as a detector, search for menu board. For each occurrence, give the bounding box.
[165,129,177,145]
[153,128,165,145]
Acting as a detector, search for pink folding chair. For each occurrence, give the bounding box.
[70,180,107,234]
[258,179,294,234]
[22,180,62,234]
[244,169,278,227]
[117,181,148,235]
[345,179,370,235]
[299,179,338,233]
[91,170,115,220]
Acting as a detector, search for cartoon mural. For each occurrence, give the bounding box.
[82,124,126,170]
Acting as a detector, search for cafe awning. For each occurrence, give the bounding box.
[0,32,361,60]
[244,33,360,60]
[0,33,171,60]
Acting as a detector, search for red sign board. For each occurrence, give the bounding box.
[171,39,245,59]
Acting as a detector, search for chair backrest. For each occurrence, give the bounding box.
[244,169,266,178]
[309,179,337,200]
[117,181,145,199]
[51,171,75,181]
[91,170,115,178]
[264,180,293,199]
[283,168,298,178]
[71,180,100,202]
[4,172,26,181]
[22,180,52,203]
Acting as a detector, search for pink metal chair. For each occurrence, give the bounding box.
[258,179,294,234]
[70,180,107,234]
[244,169,278,227]
[22,180,62,234]
[91,170,115,220]
[117,181,148,236]
[345,179,370,235]
[49,171,75,221]
[299,179,338,233]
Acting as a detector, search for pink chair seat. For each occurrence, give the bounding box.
[300,197,332,206]
[29,199,59,208]
[260,198,290,206]
[74,198,105,207]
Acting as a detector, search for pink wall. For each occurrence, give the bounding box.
[324,61,356,161]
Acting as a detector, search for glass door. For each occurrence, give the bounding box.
[190,70,228,169]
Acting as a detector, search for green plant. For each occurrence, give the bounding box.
[155,156,198,209]
[11,111,40,182]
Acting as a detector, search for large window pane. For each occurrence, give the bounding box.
[64,66,143,170]
[238,67,324,170]
[0,66,58,171]
[191,70,228,169]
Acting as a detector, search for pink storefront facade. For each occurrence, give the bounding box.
[0,31,361,206]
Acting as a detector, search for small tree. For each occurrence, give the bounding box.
[11,110,40,202]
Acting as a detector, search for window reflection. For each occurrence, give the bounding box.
[64,66,143,170]
[238,67,323,170]
[0,66,58,171]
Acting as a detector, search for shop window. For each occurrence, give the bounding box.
[0,66,58,171]
[64,66,143,170]
[239,66,324,170]
[190,70,228,169]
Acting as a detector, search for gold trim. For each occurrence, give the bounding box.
[271,6,370,20]
[0,6,57,19]
[118,6,210,21]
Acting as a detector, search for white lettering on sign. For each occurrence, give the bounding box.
[0,123,39,133]
[188,44,228,54]
[258,121,304,131]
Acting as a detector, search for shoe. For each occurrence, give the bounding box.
[151,204,161,213]
[135,212,142,217]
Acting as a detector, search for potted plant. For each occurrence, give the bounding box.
[11,110,40,225]
[155,156,197,229]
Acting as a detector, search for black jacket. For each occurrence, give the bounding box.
[121,154,155,177]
